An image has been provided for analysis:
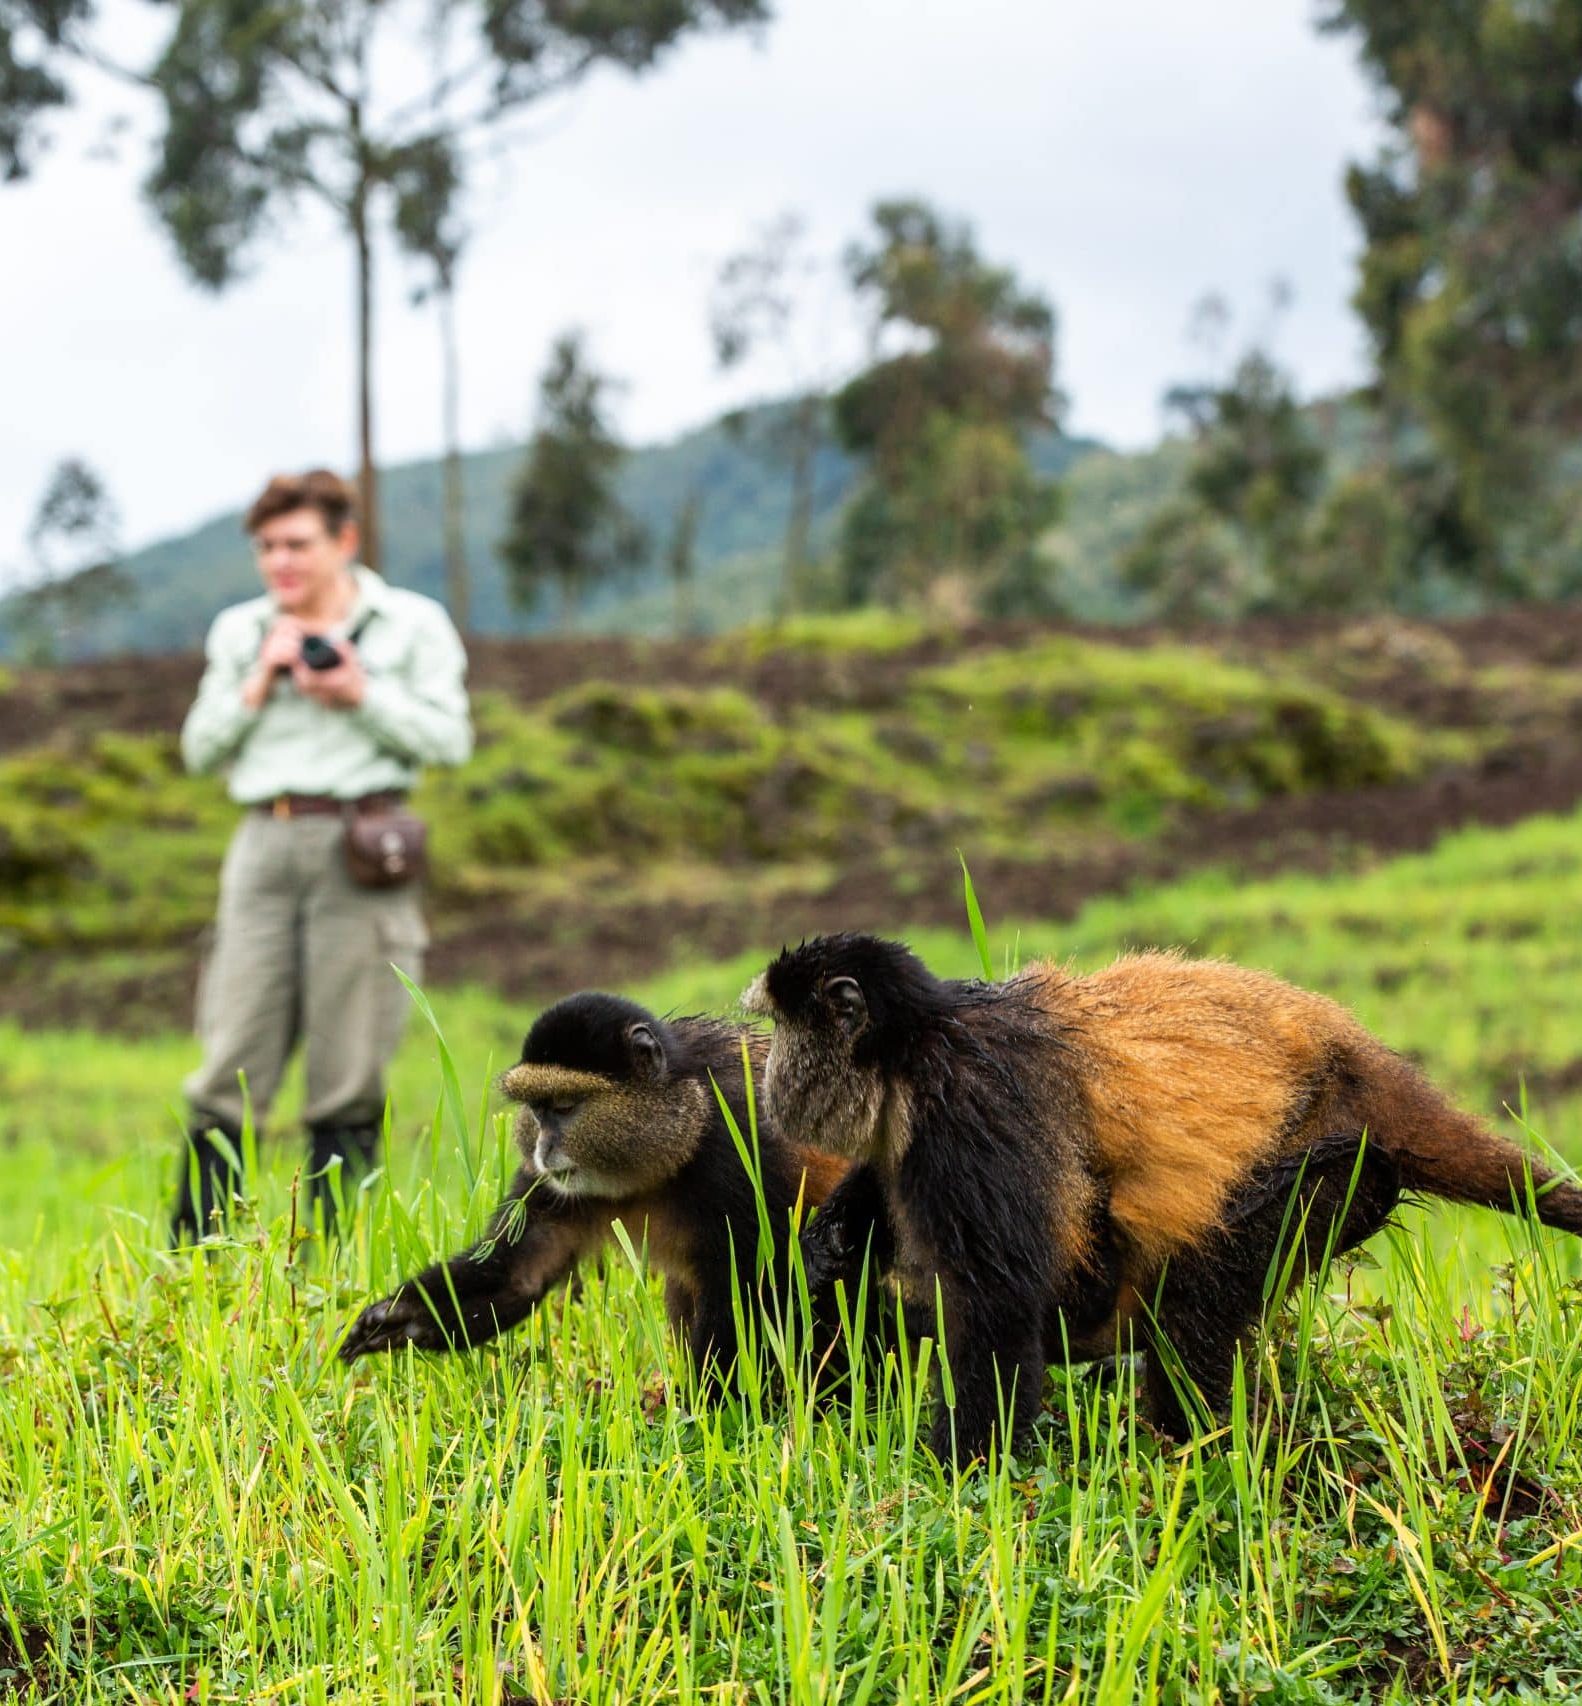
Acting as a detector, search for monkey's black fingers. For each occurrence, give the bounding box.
[800,1213,857,1291]
[338,1295,445,1361]
[338,1298,400,1361]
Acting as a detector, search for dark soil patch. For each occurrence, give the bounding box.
[1354,1630,1458,1697]
[1491,1056,1582,1108]
[0,651,200,754]
[0,1621,49,1693]
[0,959,198,1036]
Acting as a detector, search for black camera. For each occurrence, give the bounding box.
[299,634,342,672]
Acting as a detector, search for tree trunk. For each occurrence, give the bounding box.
[352,185,382,575]
[782,393,817,620]
[439,279,468,631]
[675,570,692,637]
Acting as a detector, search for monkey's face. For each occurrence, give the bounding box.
[743,939,889,1162]
[501,1010,708,1199]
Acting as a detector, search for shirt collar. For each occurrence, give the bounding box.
[349,563,388,616]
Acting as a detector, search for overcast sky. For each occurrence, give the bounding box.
[0,0,1386,579]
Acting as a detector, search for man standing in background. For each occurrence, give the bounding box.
[175,469,472,1238]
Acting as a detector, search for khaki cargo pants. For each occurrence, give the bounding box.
[183,811,428,1135]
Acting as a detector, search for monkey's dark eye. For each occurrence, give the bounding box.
[532,1096,581,1119]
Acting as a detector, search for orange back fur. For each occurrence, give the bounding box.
[1024,953,1372,1268]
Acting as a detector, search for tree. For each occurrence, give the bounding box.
[1,0,91,180]
[10,457,132,662]
[710,212,840,619]
[665,487,703,637]
[1293,469,1414,614]
[498,332,646,628]
[27,455,116,575]
[1126,290,1328,619]
[1320,0,1582,594]
[831,198,1062,612]
[1118,502,1242,624]
[141,0,771,575]
[1169,347,1324,582]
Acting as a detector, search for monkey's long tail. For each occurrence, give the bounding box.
[1364,1045,1582,1235]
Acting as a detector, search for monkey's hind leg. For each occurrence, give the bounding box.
[927,1304,1047,1467]
[1141,1137,1400,1439]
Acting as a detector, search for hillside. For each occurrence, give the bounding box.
[0,404,1109,659]
[7,602,1582,1033]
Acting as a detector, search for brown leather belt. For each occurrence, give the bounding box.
[253,792,407,820]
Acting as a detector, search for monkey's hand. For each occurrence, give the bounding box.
[801,1164,893,1295]
[799,1206,855,1294]
[338,1289,463,1361]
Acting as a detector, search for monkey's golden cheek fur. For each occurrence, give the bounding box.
[762,1029,885,1162]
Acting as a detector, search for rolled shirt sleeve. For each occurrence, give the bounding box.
[180,607,264,775]
[353,601,473,767]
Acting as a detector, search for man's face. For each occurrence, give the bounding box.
[251,508,358,613]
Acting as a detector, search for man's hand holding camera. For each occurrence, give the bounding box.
[242,617,304,710]
[293,637,366,709]
[242,617,365,711]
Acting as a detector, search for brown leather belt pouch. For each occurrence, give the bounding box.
[342,797,427,888]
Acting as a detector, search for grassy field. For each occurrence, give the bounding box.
[4,812,1582,1701]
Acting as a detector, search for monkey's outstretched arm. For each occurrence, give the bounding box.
[339,1170,596,1361]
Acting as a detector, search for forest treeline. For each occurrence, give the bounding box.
[7,2,1582,657]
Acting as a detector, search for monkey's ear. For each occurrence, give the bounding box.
[824,976,867,1034]
[627,1022,667,1083]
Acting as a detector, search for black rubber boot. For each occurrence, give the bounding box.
[306,1122,381,1229]
[171,1118,244,1243]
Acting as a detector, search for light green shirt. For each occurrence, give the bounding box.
[181,565,473,802]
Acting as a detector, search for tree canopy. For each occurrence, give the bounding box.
[498,331,647,625]
[832,198,1063,612]
[1323,0,1582,594]
[0,0,89,180]
[10,457,130,663]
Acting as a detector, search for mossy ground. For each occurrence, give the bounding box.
[1,615,1538,1025]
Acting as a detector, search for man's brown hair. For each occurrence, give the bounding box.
[244,470,358,537]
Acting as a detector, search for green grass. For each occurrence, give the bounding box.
[5,815,1582,1700]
